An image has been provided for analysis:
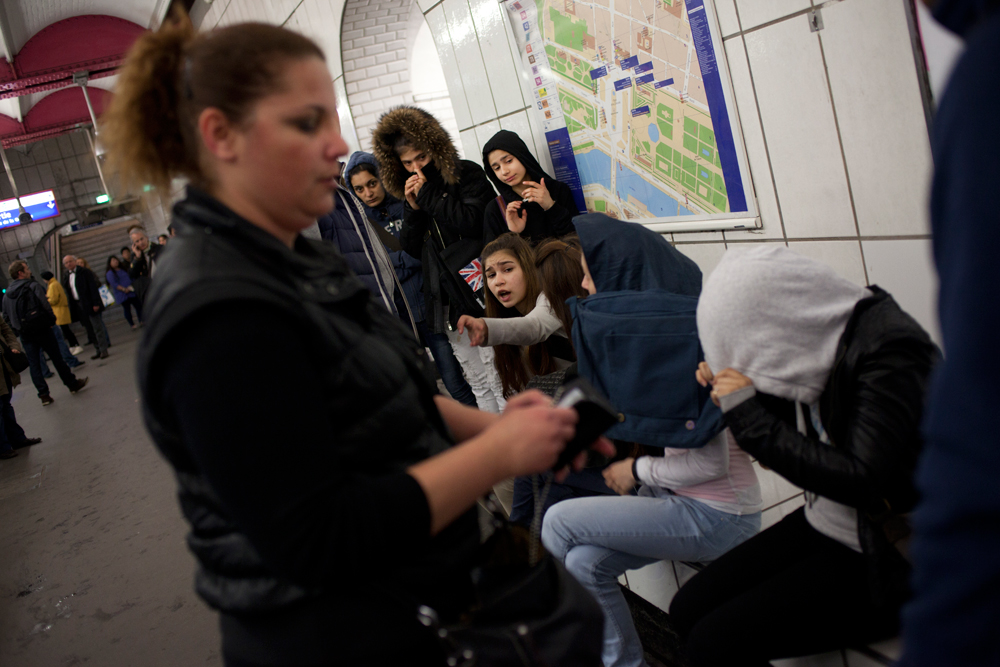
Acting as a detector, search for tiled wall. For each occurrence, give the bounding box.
[341,0,414,151]
[0,132,109,280]
[412,0,939,346]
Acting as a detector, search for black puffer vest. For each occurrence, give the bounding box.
[137,190,472,614]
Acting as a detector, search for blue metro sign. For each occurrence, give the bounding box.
[0,190,60,229]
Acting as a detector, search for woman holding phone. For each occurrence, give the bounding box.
[101,14,610,666]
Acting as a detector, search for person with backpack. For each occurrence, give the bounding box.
[372,106,504,413]
[1,261,89,406]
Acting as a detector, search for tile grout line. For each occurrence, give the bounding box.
[814,22,870,285]
[729,3,790,248]
[457,106,532,133]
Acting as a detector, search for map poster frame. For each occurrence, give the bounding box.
[503,0,759,233]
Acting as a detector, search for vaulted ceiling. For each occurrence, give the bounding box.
[0,0,172,148]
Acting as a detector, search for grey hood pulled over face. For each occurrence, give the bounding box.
[696,245,870,406]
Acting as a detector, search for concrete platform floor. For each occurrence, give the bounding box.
[0,319,221,666]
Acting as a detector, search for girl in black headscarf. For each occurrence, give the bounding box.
[482,130,579,246]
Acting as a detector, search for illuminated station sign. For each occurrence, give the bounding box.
[0,190,60,228]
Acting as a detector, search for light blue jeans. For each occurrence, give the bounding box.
[541,485,761,667]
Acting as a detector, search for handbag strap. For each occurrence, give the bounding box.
[495,195,506,219]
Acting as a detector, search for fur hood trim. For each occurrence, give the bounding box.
[371,106,461,199]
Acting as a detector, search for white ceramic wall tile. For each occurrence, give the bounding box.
[760,493,805,531]
[745,18,856,239]
[443,0,498,125]
[673,231,725,243]
[675,242,727,278]
[290,0,349,79]
[475,120,503,156]
[786,240,867,287]
[714,0,740,38]
[498,111,538,158]
[754,461,802,510]
[916,2,965,104]
[867,638,901,661]
[673,561,700,588]
[723,37,785,240]
[862,239,940,345]
[734,0,810,30]
[821,0,932,237]
[625,559,679,613]
[773,650,847,667]
[425,5,475,129]
[459,128,481,161]
[522,102,556,176]
[468,0,526,116]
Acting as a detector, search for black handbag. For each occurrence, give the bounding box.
[431,221,485,318]
[417,490,605,667]
[1,340,29,373]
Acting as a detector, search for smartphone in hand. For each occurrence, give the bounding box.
[552,378,618,470]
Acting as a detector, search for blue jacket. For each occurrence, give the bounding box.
[899,6,1000,667]
[346,152,426,323]
[568,213,720,448]
[317,188,399,319]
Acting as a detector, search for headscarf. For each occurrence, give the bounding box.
[697,245,870,405]
[481,130,556,202]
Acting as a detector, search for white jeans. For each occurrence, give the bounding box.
[447,329,505,413]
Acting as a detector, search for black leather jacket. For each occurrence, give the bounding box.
[724,288,939,604]
[137,190,478,617]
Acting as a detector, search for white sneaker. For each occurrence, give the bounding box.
[69,346,84,355]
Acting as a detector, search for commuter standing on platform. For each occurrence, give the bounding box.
[900,2,1000,666]
[373,106,504,413]
[2,261,88,406]
[41,270,83,353]
[100,17,610,665]
[128,226,164,305]
[345,150,477,407]
[481,130,578,247]
[61,255,109,360]
[0,316,42,459]
[106,256,143,329]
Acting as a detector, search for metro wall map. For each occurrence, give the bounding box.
[507,0,747,221]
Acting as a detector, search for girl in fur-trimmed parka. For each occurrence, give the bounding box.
[372,106,506,413]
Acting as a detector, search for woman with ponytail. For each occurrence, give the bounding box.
[102,14,610,666]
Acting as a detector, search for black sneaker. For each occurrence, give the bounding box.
[70,377,89,393]
[0,450,17,459]
[90,353,101,360]
[13,437,42,450]
[41,395,54,406]
[99,351,109,359]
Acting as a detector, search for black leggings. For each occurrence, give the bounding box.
[669,507,899,667]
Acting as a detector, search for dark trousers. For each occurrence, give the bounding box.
[76,307,108,354]
[60,324,79,347]
[21,329,78,397]
[415,319,476,407]
[669,507,900,667]
[121,297,143,326]
[0,392,28,455]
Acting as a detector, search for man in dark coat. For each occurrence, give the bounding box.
[61,255,108,359]
[128,225,165,306]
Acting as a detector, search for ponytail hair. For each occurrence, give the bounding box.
[102,10,325,192]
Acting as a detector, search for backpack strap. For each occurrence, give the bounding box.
[495,195,506,218]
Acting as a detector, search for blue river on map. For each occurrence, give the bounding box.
[574,149,694,217]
